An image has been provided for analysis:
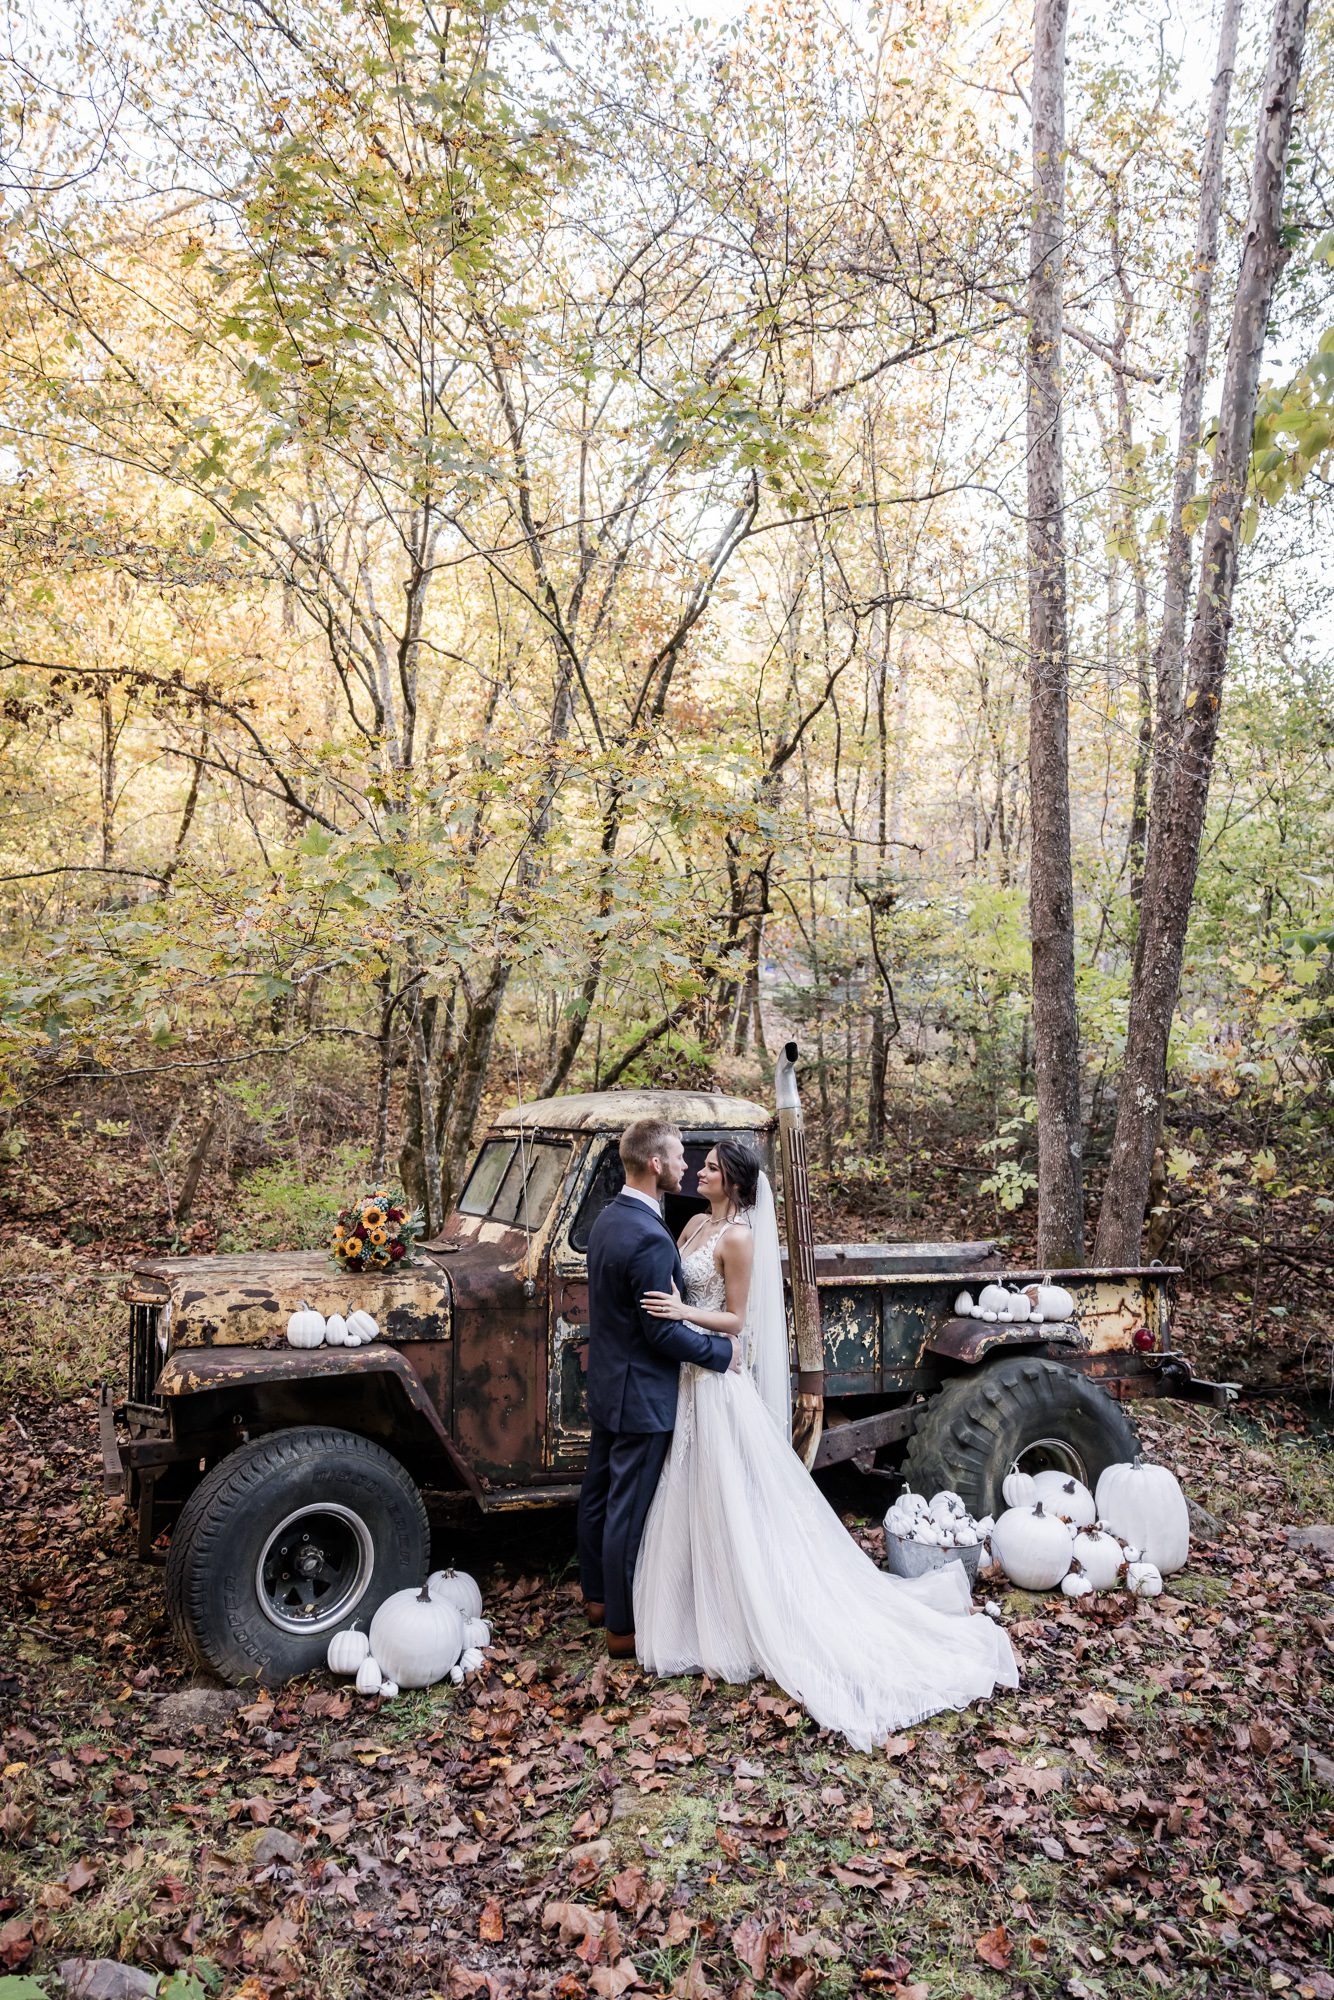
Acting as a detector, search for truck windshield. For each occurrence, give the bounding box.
[458,1138,569,1229]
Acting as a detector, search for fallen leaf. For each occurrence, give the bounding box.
[975,1924,1012,1971]
[478,1897,504,1943]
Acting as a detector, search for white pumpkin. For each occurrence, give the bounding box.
[981,1309,998,1322]
[978,1284,1011,1313]
[1069,1527,1125,1591]
[1029,1283,1075,1321]
[378,1679,399,1700]
[426,1567,484,1621]
[1062,1568,1094,1598]
[1094,1461,1190,1575]
[1002,1466,1038,1509]
[990,1501,1075,1591]
[1125,1560,1164,1598]
[325,1313,350,1348]
[954,1291,975,1317]
[346,1307,379,1344]
[464,1617,491,1649]
[326,1622,369,1675]
[356,1654,383,1695]
[459,1646,486,1674]
[286,1301,326,1349]
[370,1584,464,1688]
[929,1490,966,1524]
[1029,1471,1097,1527]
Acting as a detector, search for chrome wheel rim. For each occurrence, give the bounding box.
[256,1504,375,1635]
[1013,1436,1089,1483]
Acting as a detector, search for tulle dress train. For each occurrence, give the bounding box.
[634,1231,1019,1751]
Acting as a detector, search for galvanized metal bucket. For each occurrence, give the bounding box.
[883,1530,983,1587]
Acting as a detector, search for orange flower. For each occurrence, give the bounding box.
[363,1206,384,1229]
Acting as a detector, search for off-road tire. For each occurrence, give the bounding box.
[903,1356,1141,1519]
[166,1426,428,1685]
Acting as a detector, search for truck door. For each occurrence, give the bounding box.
[546,1137,717,1472]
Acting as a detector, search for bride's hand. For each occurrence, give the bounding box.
[640,1281,684,1318]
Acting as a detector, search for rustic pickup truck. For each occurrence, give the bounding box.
[106,1048,1220,1684]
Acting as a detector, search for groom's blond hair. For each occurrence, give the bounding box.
[619,1117,680,1175]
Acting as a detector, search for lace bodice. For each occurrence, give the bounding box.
[680,1228,728,1312]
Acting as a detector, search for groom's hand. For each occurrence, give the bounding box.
[727,1336,741,1373]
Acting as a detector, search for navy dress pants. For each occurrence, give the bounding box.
[577,1423,672,1637]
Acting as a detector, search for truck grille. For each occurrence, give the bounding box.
[128,1303,166,1407]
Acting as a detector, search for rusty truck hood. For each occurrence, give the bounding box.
[122,1250,451,1348]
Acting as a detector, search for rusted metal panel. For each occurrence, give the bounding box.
[812,1403,921,1469]
[122,1251,451,1350]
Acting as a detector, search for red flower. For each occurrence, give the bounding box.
[389,1240,406,1260]
[388,1207,403,1223]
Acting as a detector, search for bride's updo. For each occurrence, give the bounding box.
[715,1139,761,1211]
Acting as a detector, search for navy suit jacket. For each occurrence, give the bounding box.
[585,1192,734,1432]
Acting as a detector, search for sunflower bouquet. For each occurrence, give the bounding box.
[332,1189,424,1273]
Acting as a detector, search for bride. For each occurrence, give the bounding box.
[634,1140,1019,1749]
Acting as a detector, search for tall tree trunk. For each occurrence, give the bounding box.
[1094,0,1310,1264]
[1025,0,1084,1264]
[1149,0,1242,788]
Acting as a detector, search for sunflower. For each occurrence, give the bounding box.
[362,1206,384,1229]
[368,1226,388,1246]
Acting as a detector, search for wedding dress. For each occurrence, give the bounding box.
[634,1176,1019,1749]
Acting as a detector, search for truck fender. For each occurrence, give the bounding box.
[155,1346,482,1500]
[921,1316,1091,1367]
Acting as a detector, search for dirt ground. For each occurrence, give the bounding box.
[2,1382,1333,2000]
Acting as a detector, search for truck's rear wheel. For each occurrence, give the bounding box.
[166,1426,428,1685]
[903,1357,1141,1519]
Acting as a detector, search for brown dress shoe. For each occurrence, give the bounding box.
[606,1630,637,1659]
[583,1599,605,1628]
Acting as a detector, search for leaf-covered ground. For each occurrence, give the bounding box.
[3,1389,1333,2000]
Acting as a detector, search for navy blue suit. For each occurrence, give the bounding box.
[577,1191,733,1636]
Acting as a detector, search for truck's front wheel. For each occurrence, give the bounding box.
[903,1356,1141,1520]
[166,1427,428,1685]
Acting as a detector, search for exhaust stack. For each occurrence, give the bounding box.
[775,1041,824,1468]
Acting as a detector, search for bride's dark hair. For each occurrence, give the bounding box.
[714,1139,761,1210]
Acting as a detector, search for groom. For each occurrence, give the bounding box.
[577,1116,737,1657]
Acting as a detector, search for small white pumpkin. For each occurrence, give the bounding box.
[286,1301,326,1349]
[978,1284,1011,1313]
[1062,1567,1095,1598]
[954,1291,975,1317]
[325,1312,350,1348]
[427,1567,484,1621]
[370,1583,464,1688]
[1029,1471,1097,1527]
[981,1309,998,1322]
[1002,1466,1038,1509]
[1069,1527,1124,1591]
[378,1679,399,1700]
[326,1622,369,1675]
[448,1662,466,1685]
[356,1654,383,1695]
[990,1501,1075,1592]
[463,1617,491,1649]
[459,1646,486,1675]
[1126,1560,1164,1598]
[1094,1461,1189,1575]
[929,1490,966,1524]
[346,1307,379,1344]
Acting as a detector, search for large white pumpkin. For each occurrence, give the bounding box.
[1094,1461,1190,1575]
[1029,1471,1097,1527]
[370,1585,465,1688]
[990,1501,1075,1592]
[426,1568,484,1621]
